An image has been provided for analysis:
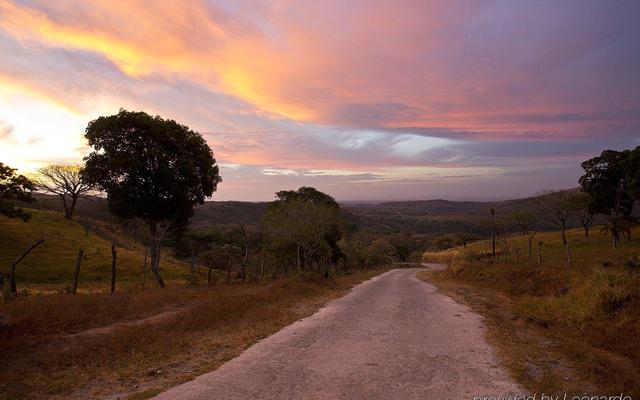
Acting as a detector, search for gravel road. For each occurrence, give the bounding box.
[152,266,523,399]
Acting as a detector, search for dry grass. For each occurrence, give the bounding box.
[422,226,640,397]
[0,269,387,399]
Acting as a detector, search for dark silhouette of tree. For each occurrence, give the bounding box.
[534,190,574,245]
[600,216,636,250]
[0,162,35,221]
[34,164,94,220]
[579,149,634,217]
[82,109,221,288]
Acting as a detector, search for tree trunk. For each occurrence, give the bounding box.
[240,225,249,282]
[566,244,572,264]
[584,226,589,238]
[260,259,265,280]
[227,257,232,284]
[190,252,197,285]
[142,251,147,289]
[149,222,165,288]
[560,226,567,245]
[613,236,618,250]
[9,239,45,295]
[110,244,117,294]
[208,267,213,284]
[71,249,83,294]
[67,195,78,220]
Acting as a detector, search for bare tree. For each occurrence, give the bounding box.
[534,190,574,245]
[35,165,93,220]
[568,192,597,237]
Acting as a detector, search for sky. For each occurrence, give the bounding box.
[0,0,639,201]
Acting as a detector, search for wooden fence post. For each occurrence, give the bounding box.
[9,239,45,296]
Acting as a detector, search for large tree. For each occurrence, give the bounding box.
[34,164,93,220]
[0,162,35,221]
[82,110,221,287]
[579,149,634,217]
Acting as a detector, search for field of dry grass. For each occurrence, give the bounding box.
[0,269,387,399]
[422,226,640,397]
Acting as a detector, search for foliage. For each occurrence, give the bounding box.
[82,109,221,287]
[364,239,398,267]
[0,162,34,221]
[579,148,636,216]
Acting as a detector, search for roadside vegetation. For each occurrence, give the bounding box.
[0,109,397,399]
[422,146,640,397]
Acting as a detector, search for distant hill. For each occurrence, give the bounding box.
[21,190,583,237]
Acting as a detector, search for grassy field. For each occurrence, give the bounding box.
[0,210,189,292]
[0,266,388,399]
[423,226,640,396]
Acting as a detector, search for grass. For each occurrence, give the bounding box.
[0,210,188,291]
[0,269,388,399]
[423,226,640,397]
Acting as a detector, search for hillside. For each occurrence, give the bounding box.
[22,191,580,237]
[0,210,189,291]
[422,226,640,395]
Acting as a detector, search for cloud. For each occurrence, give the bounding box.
[0,121,15,143]
[0,0,639,200]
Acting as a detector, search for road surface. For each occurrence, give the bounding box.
[153,266,523,399]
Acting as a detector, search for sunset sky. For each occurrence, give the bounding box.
[0,0,639,201]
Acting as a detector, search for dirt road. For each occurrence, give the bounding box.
[153,266,523,399]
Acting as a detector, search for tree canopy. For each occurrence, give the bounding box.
[82,109,221,287]
[83,109,221,224]
[579,148,636,216]
[0,162,35,221]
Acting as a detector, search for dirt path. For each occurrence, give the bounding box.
[152,266,523,399]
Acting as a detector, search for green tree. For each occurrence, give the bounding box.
[365,239,397,268]
[579,149,634,217]
[82,110,221,287]
[260,187,343,275]
[0,162,34,221]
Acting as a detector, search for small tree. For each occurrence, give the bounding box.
[534,190,574,245]
[509,211,535,235]
[34,164,94,220]
[82,110,221,287]
[600,216,637,250]
[0,162,35,221]
[260,187,343,275]
[568,192,597,237]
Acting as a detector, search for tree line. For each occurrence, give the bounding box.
[1,109,404,295]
